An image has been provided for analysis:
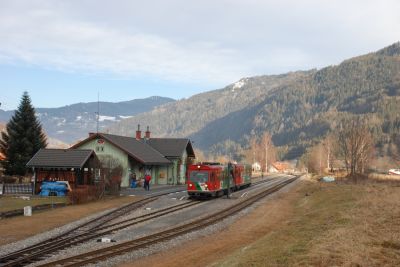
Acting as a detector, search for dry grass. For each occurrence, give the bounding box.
[214,180,400,266]
[0,196,68,212]
[0,196,140,245]
[368,172,400,181]
[309,181,400,266]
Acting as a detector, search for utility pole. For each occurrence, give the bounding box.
[319,145,322,174]
[327,139,330,171]
[265,144,268,173]
[265,134,269,174]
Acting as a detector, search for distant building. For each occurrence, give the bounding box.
[269,162,289,173]
[71,126,195,187]
[252,162,261,172]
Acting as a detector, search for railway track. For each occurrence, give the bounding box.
[0,188,190,267]
[36,176,298,267]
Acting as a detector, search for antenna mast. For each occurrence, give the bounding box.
[96,92,99,133]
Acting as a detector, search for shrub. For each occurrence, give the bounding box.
[0,175,17,183]
[68,185,103,204]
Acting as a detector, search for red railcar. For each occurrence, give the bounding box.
[187,163,251,197]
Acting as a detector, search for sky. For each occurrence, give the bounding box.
[0,0,399,110]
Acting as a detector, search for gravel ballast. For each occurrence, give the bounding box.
[2,175,299,267]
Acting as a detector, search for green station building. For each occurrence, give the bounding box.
[72,127,195,187]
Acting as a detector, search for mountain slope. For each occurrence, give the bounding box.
[111,42,400,159]
[111,71,314,138]
[0,96,175,144]
[193,42,400,158]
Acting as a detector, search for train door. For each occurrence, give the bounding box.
[217,169,223,191]
[234,165,243,187]
[210,171,215,191]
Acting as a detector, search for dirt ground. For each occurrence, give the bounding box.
[121,177,400,267]
[120,180,303,267]
[3,177,399,266]
[0,196,139,246]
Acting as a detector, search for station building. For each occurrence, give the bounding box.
[71,126,195,187]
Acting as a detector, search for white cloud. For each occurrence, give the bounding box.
[0,0,399,86]
[0,1,249,85]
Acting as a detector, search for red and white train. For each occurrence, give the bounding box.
[186,162,252,197]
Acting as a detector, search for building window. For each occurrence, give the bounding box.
[96,146,104,152]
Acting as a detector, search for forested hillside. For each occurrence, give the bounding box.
[111,71,313,139]
[256,42,400,158]
[111,42,400,160]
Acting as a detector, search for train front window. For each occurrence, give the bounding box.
[190,171,209,183]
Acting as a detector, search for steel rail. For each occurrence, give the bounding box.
[0,188,187,266]
[38,177,297,267]
[0,200,201,267]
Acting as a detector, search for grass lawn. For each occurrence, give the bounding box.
[0,196,68,212]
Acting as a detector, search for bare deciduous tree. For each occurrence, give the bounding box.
[243,132,276,173]
[322,133,337,172]
[337,118,374,177]
[305,143,327,174]
[98,155,123,194]
[261,132,274,172]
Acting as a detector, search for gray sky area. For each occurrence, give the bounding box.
[0,0,399,109]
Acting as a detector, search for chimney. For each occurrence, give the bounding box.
[136,124,141,140]
[145,126,151,139]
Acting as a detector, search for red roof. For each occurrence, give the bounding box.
[271,162,288,171]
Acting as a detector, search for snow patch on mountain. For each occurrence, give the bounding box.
[98,115,117,122]
[119,115,133,119]
[232,78,247,91]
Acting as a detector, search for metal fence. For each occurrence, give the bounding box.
[1,183,33,195]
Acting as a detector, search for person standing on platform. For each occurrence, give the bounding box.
[144,173,151,191]
[130,172,137,188]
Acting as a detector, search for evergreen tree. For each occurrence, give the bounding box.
[0,92,47,175]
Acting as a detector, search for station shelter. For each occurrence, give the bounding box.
[26,149,101,194]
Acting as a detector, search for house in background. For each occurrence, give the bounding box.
[269,162,288,173]
[252,162,261,172]
[71,126,195,187]
[269,161,297,174]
